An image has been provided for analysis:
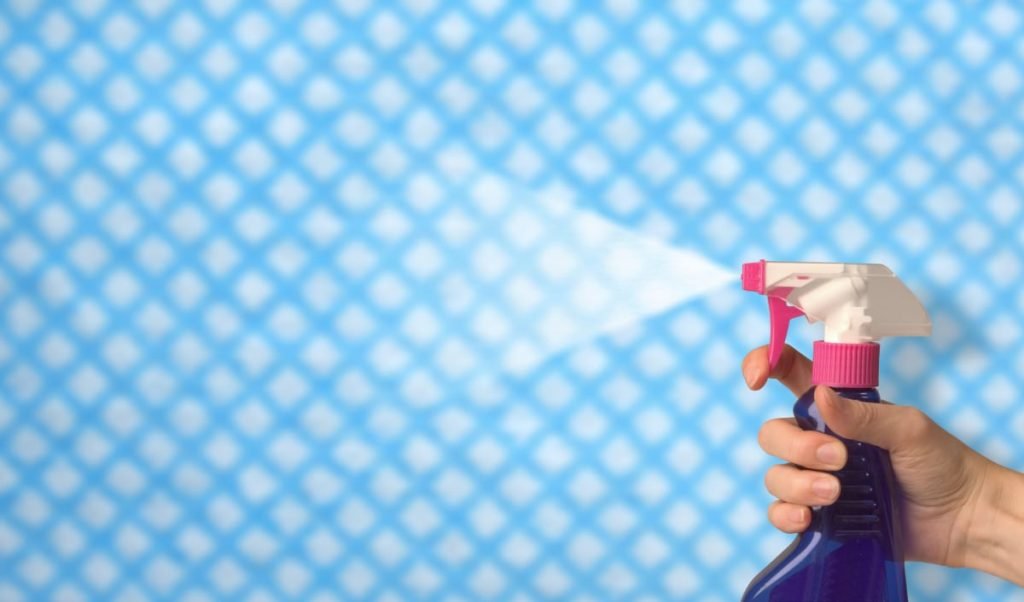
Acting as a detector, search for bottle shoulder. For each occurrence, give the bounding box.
[794,386,881,432]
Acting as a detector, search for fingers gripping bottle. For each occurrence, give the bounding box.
[740,261,931,602]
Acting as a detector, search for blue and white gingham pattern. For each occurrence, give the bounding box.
[3,1,1024,600]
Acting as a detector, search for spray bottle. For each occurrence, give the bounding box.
[740,261,931,602]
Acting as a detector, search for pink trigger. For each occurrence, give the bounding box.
[767,294,804,369]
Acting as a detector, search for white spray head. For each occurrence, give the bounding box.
[742,261,931,369]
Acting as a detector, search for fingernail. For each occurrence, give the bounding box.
[812,478,839,500]
[743,364,758,387]
[821,387,843,410]
[789,506,807,523]
[816,443,843,466]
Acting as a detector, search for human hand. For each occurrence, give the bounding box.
[741,344,1017,577]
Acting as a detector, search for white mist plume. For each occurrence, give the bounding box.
[440,181,734,375]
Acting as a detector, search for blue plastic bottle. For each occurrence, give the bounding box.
[741,386,906,602]
[740,260,931,601]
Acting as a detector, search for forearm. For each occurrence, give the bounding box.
[965,463,1024,586]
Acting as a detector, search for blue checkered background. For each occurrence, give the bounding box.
[3,1,1024,600]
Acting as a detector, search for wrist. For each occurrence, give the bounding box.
[963,461,1024,585]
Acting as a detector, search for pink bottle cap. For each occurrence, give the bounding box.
[811,341,880,388]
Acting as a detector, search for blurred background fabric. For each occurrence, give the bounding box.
[3,1,1024,600]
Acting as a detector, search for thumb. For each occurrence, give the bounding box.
[815,385,923,451]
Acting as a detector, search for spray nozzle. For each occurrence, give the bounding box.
[742,260,931,372]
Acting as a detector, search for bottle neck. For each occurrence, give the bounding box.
[831,387,882,401]
[811,340,880,388]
